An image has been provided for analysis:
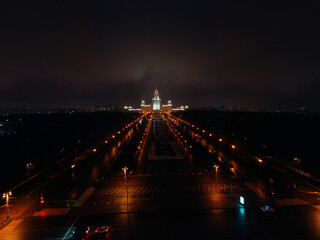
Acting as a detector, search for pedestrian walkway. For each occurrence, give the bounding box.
[0,219,24,239]
[33,208,70,216]
[130,172,211,177]
[95,183,241,197]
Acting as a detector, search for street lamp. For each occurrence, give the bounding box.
[213,165,219,184]
[122,167,128,186]
[258,159,263,176]
[2,191,12,219]
[122,167,129,212]
[71,164,76,181]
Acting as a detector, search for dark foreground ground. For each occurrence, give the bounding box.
[1,113,320,239]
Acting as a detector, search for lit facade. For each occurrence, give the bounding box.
[152,88,161,111]
[125,86,186,113]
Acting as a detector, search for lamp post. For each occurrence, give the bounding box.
[122,167,129,212]
[213,165,219,184]
[71,164,75,181]
[122,167,128,186]
[2,191,12,219]
[258,159,263,176]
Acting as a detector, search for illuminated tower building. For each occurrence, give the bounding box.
[152,87,161,111]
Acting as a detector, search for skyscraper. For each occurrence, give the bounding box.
[152,87,161,111]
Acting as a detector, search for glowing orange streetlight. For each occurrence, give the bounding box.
[213,165,219,183]
[122,167,128,186]
[231,145,236,149]
[71,164,75,181]
[2,191,12,219]
[258,158,263,176]
[219,138,223,142]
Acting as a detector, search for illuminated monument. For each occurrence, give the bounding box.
[140,87,173,113]
[152,88,161,110]
[125,86,187,113]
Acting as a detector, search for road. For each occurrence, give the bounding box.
[1,113,320,239]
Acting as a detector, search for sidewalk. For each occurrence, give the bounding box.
[0,204,30,221]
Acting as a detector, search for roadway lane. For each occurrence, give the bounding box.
[6,205,320,239]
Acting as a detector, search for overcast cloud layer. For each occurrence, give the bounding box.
[0,0,319,110]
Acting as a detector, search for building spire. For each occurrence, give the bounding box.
[154,84,159,98]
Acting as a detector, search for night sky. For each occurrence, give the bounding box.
[1,0,320,110]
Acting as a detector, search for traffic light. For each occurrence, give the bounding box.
[40,194,44,204]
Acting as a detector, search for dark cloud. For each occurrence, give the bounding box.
[0,0,319,110]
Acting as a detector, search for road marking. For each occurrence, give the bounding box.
[96,189,103,195]
[99,189,108,195]
[197,185,201,192]
[151,187,158,194]
[145,187,153,194]
[192,185,196,192]
[156,186,163,193]
[109,187,119,195]
[105,187,116,195]
[128,186,137,193]
[141,187,148,194]
[104,187,116,195]
[117,186,129,194]
[136,186,144,194]
[112,188,121,195]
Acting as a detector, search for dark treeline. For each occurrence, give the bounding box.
[177,110,320,177]
[0,112,140,192]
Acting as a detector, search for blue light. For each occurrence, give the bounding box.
[239,207,245,216]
